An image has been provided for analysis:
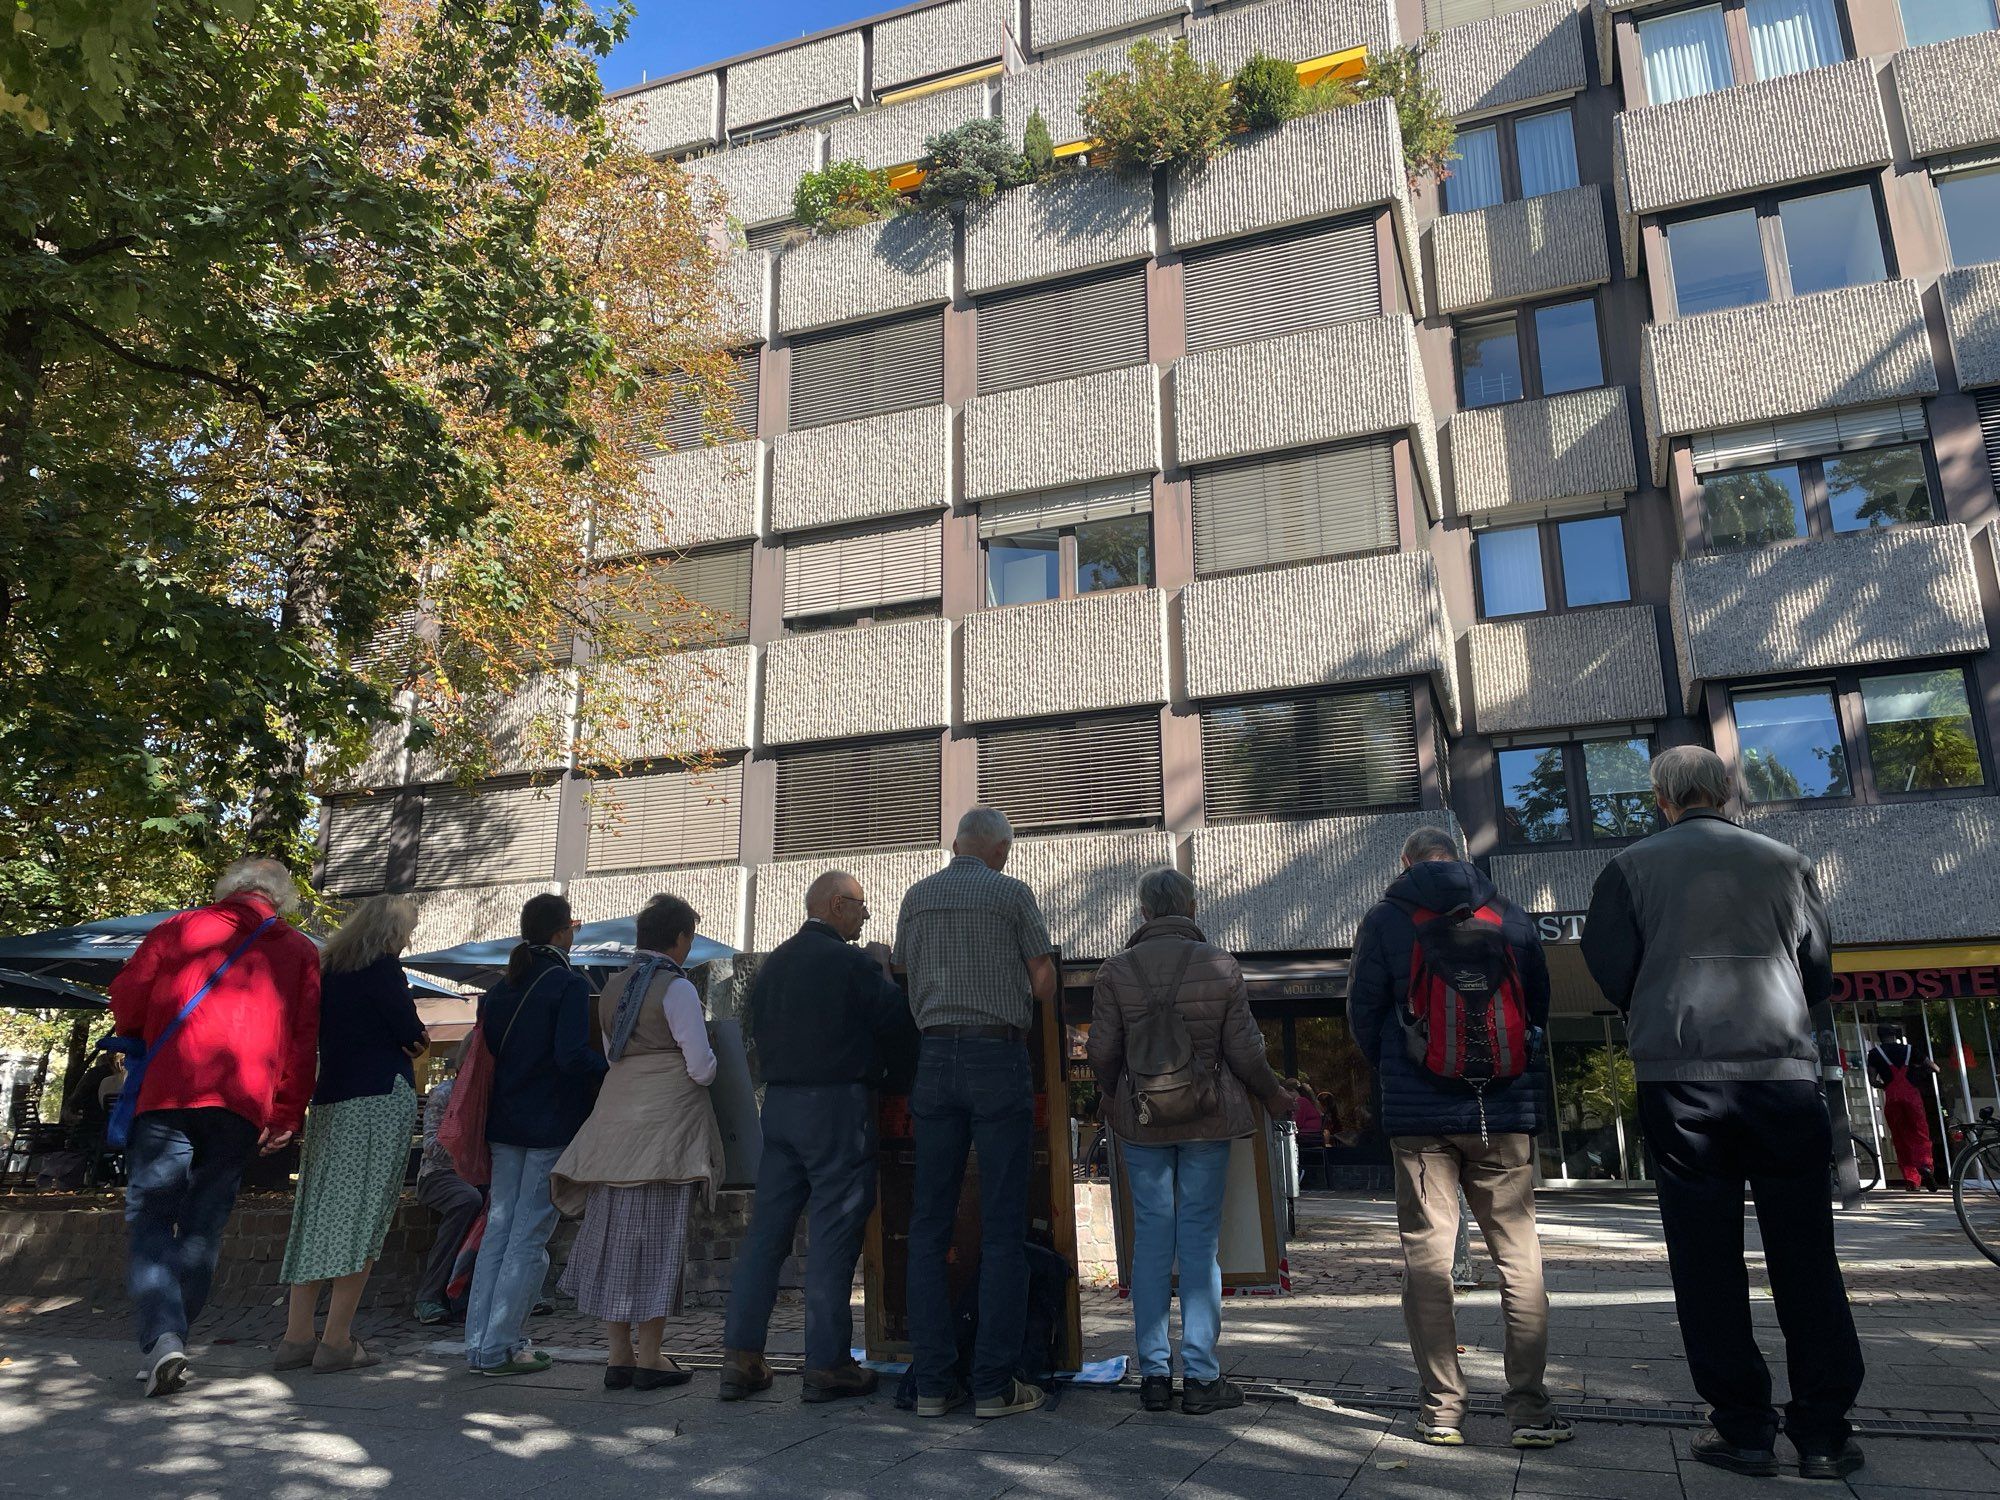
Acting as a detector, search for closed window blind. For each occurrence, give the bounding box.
[643,352,760,454]
[975,269,1149,395]
[414,779,560,888]
[790,313,944,429]
[774,736,941,858]
[977,711,1162,834]
[785,516,942,619]
[1183,215,1380,354]
[1978,388,2000,490]
[1425,0,1546,25]
[1200,686,1420,822]
[1190,437,1397,576]
[321,796,398,896]
[977,475,1153,538]
[597,545,752,650]
[586,761,742,872]
[1692,400,1929,474]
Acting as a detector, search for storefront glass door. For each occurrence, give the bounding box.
[1539,1014,1648,1185]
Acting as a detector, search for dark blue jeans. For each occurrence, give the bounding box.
[906,1036,1033,1400]
[724,1082,877,1371]
[124,1107,259,1353]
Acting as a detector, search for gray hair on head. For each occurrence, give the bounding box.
[214,856,301,915]
[804,868,857,917]
[1137,866,1196,920]
[1650,744,1732,810]
[955,806,1014,853]
[1400,826,1459,865]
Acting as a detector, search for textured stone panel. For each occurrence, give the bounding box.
[1167,98,1407,250]
[1641,281,1939,485]
[1032,0,1191,50]
[580,646,756,765]
[1009,831,1177,960]
[1186,0,1398,70]
[1467,606,1667,735]
[1191,812,1464,952]
[760,617,952,745]
[411,880,559,954]
[1892,28,2000,161]
[771,405,950,532]
[962,589,1169,723]
[724,32,861,131]
[826,83,990,171]
[713,249,769,346]
[1671,524,1989,695]
[873,0,1011,91]
[1448,386,1637,519]
[1430,184,1609,315]
[778,214,953,335]
[601,441,759,558]
[963,364,1160,500]
[689,133,818,229]
[751,848,949,951]
[1181,551,1461,728]
[1748,800,2000,945]
[328,695,412,793]
[965,169,1154,295]
[1488,846,1616,915]
[567,864,748,951]
[1942,263,2000,394]
[999,34,1168,147]
[1425,0,1586,120]
[1614,61,1891,218]
[609,74,719,157]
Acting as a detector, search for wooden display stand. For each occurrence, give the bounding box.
[1106,1115,1289,1293]
[860,988,1084,1367]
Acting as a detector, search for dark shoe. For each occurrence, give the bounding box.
[1691,1432,1780,1477]
[1140,1375,1173,1412]
[1180,1378,1245,1416]
[802,1358,878,1404]
[718,1350,773,1402]
[1514,1417,1577,1449]
[604,1364,634,1390]
[916,1382,968,1418]
[633,1363,693,1391]
[414,1301,449,1326]
[1796,1442,1865,1481]
[975,1377,1047,1419]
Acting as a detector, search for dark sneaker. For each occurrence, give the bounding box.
[916,1382,968,1418]
[718,1350,774,1402]
[1796,1442,1865,1481]
[1180,1378,1245,1416]
[633,1363,693,1391]
[1513,1417,1577,1449]
[975,1378,1048,1419]
[1691,1432,1780,1476]
[802,1358,878,1404]
[1140,1375,1173,1412]
[414,1301,449,1326]
[604,1365,634,1390]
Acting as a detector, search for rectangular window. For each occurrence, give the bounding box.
[1200,686,1421,822]
[1938,164,2000,269]
[1497,737,1657,846]
[1700,441,1934,547]
[977,711,1163,834]
[1900,0,1997,46]
[1458,297,1602,409]
[1476,525,1547,617]
[789,312,944,429]
[1778,185,1887,297]
[1703,463,1808,547]
[585,761,743,871]
[986,529,1061,606]
[1585,740,1657,838]
[650,352,760,453]
[979,476,1154,603]
[1667,183,1890,316]
[1188,438,1397,576]
[1824,445,1932,531]
[1077,514,1152,593]
[1533,300,1604,395]
[1745,0,1845,81]
[1640,5,1734,103]
[1978,388,2000,492]
[1515,110,1580,200]
[415,780,560,888]
[976,268,1148,393]
[1181,214,1380,353]
[1446,125,1503,213]
[1667,208,1770,314]
[1734,685,1850,802]
[594,544,753,653]
[1861,669,1985,793]
[1557,515,1632,606]
[773,736,941,858]
[1460,318,1524,408]
[1475,514,1630,618]
[1498,746,1571,843]
[1440,108,1578,214]
[321,796,398,896]
[785,516,942,623]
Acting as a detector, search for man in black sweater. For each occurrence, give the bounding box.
[720,869,919,1404]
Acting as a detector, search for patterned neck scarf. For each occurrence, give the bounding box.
[606,951,685,1063]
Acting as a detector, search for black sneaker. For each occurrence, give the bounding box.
[1796,1441,1865,1481]
[1140,1375,1173,1412]
[1179,1377,1244,1416]
[1691,1432,1780,1477]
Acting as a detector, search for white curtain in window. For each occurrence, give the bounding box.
[1447,127,1503,213]
[1640,5,1732,104]
[1746,0,1844,80]
[1515,111,1579,199]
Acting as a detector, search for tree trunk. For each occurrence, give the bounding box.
[64,1015,90,1101]
[246,564,326,858]
[0,306,46,644]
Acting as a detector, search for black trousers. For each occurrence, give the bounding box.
[1638,1081,1865,1454]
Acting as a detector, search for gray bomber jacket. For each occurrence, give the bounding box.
[1579,808,1834,1084]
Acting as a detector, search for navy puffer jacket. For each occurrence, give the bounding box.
[1348,860,1551,1139]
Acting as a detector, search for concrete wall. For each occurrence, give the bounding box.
[1750,799,2000,944]
[1423,0,1587,120]
[962,364,1160,500]
[961,588,1170,723]
[1488,845,1617,913]
[580,646,756,763]
[1890,27,2000,161]
[777,213,954,335]
[1031,0,1191,50]
[1446,386,1637,520]
[1184,0,1400,69]
[608,442,760,557]
[761,616,952,746]
[608,74,718,156]
[770,405,951,532]
[1430,184,1610,316]
[689,133,818,229]
[1008,829,1177,959]
[825,82,990,171]
[873,0,1009,91]
[1466,606,1667,734]
[965,169,1154,296]
[724,31,861,131]
[750,848,949,950]
[1942,264,2000,394]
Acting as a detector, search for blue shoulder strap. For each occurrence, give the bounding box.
[143,913,280,1065]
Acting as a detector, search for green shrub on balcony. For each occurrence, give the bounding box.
[1231,51,1303,130]
[915,118,1027,210]
[1080,37,1233,174]
[1303,41,1456,185]
[792,159,901,232]
[1022,107,1057,182]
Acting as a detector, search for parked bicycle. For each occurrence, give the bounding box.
[1951,1106,2000,1268]
[1849,1131,1881,1193]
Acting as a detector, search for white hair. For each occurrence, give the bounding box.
[214,857,301,915]
[1137,867,1196,920]
[321,894,420,975]
[955,806,1014,853]
[1651,744,1732,809]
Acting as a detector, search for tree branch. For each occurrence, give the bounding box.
[51,309,280,415]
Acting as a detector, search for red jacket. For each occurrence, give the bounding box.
[108,895,322,1135]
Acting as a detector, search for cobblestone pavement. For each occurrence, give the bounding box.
[2,1191,1997,1498]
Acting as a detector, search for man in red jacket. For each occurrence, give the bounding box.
[109,857,321,1396]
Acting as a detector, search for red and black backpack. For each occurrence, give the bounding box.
[1398,903,1531,1141]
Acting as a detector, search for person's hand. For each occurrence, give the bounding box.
[1268,1088,1299,1119]
[863,940,894,977]
[257,1127,294,1156]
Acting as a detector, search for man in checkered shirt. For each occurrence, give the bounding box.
[894,806,1057,1421]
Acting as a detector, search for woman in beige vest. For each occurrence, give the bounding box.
[552,894,723,1390]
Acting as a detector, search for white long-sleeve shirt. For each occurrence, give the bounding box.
[603,957,717,1086]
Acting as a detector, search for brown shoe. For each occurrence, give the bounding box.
[802,1358,878,1405]
[718,1349,774,1402]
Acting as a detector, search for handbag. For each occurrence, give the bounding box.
[438,968,548,1187]
[98,913,279,1149]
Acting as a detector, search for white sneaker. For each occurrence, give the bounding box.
[143,1335,189,1398]
[1513,1417,1577,1449]
[1417,1421,1465,1446]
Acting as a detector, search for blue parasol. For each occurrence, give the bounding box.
[0,967,111,1011]
[404,915,733,989]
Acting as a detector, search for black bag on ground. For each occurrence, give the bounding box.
[893,1241,1075,1410]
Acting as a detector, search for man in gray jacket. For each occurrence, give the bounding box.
[1582,746,1863,1481]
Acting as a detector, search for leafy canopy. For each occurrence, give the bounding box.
[793,157,901,231]
[1231,51,1302,130]
[1079,37,1233,175]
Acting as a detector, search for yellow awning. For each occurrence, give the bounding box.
[1297,46,1369,89]
[1834,943,2000,973]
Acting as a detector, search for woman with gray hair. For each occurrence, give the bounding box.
[1088,867,1295,1415]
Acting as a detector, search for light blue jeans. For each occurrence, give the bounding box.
[1124,1138,1232,1383]
[462,1143,562,1370]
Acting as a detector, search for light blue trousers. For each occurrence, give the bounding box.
[1124,1138,1232,1383]
[461,1143,562,1370]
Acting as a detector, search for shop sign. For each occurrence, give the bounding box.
[1833,966,2000,1002]
[1534,912,1587,944]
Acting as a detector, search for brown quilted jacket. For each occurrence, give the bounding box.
[1088,915,1289,1144]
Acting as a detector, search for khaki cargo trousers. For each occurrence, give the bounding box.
[1391,1133,1554,1429]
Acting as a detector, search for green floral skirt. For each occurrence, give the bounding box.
[280,1076,417,1284]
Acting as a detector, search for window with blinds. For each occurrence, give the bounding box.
[977,711,1163,834]
[1200,686,1420,822]
[773,736,941,858]
[414,779,560,888]
[976,476,1153,537]
[642,352,760,454]
[321,796,399,896]
[586,761,742,872]
[1182,215,1380,354]
[1691,400,1929,475]
[1973,388,2000,491]
[1189,437,1397,576]
[975,268,1149,395]
[596,544,753,651]
[789,312,945,429]
[785,516,942,621]
[1425,0,1547,26]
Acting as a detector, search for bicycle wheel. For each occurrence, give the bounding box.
[1850,1132,1880,1193]
[1952,1139,2000,1269]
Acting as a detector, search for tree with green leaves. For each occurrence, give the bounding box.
[1079,37,1233,175]
[1231,51,1302,130]
[794,158,901,231]
[1022,106,1056,181]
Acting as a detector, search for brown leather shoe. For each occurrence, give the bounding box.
[801,1358,878,1404]
[718,1350,773,1402]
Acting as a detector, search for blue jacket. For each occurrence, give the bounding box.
[479,948,607,1150]
[1348,860,1550,1139]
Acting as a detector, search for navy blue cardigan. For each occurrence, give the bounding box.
[479,949,606,1150]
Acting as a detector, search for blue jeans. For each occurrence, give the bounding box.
[124,1108,259,1353]
[724,1083,877,1370]
[906,1036,1033,1400]
[1124,1138,1231,1383]
[462,1142,562,1369]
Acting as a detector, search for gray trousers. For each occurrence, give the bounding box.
[414,1167,483,1307]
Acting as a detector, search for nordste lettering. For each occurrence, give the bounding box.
[1833,967,2000,1003]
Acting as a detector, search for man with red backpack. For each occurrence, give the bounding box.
[1349,826,1570,1452]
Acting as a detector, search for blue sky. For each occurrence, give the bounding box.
[602,1,871,92]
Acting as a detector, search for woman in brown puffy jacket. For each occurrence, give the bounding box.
[1088,867,1295,1416]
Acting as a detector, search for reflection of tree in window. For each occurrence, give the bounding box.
[1500,747,1569,843]
[1825,446,1931,532]
[1703,465,1804,548]
[1863,671,1982,793]
[1735,686,1848,802]
[1584,739,1655,838]
[1075,515,1151,592]
[1204,689,1415,819]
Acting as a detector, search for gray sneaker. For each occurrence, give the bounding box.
[143,1335,189,1398]
[916,1382,968,1418]
[975,1378,1047,1420]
